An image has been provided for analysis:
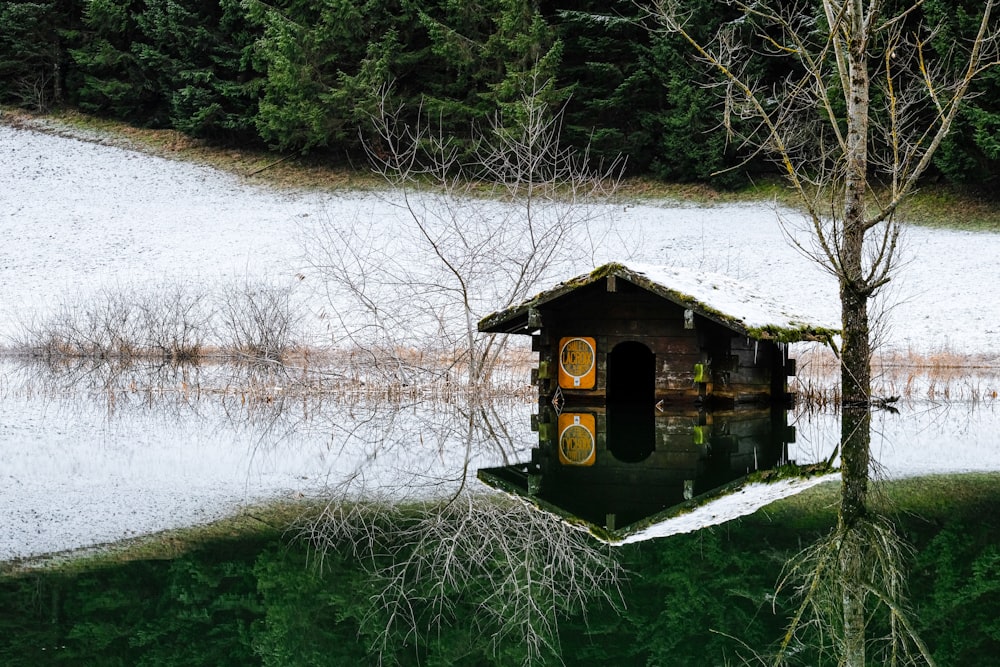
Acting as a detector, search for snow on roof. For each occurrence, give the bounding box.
[478,262,839,343]
[617,474,839,544]
[479,462,839,546]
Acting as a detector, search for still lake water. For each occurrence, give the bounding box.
[2,358,1000,664]
[0,359,535,561]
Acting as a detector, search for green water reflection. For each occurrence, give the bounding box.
[3,479,999,666]
[480,406,797,540]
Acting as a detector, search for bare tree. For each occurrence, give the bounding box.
[652,0,997,413]
[650,1,998,665]
[294,90,623,663]
[284,382,621,665]
[304,77,624,389]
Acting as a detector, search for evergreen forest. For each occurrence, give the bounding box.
[2,0,999,190]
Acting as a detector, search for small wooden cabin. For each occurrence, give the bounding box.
[479,262,836,408]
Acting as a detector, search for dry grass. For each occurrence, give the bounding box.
[618,175,1000,231]
[895,185,1000,232]
[272,346,537,401]
[2,346,537,415]
[793,344,1000,407]
[1,106,380,191]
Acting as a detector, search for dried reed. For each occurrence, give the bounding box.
[792,344,999,409]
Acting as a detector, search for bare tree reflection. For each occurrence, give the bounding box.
[273,389,624,665]
[769,404,935,667]
[300,491,624,665]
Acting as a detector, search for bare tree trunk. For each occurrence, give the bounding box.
[838,34,875,666]
[840,0,873,408]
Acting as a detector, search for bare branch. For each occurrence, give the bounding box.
[307,77,623,389]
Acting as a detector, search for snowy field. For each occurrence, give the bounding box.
[3,123,1000,355]
[2,123,1000,560]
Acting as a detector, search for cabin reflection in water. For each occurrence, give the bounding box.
[478,407,796,540]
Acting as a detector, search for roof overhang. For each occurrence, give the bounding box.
[478,262,838,344]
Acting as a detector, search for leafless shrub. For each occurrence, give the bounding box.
[216,279,303,363]
[138,284,212,362]
[18,279,306,364]
[23,286,145,359]
[17,284,213,362]
[15,72,52,112]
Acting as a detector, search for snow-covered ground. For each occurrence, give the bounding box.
[3,123,1000,355]
[2,123,999,560]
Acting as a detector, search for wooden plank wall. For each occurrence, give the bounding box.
[529,279,789,408]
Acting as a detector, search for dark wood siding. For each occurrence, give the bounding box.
[527,278,790,411]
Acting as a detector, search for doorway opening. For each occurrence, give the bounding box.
[606,341,656,463]
[607,341,655,405]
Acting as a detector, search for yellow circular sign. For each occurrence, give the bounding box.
[559,424,595,465]
[560,337,595,378]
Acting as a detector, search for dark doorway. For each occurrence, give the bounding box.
[607,341,655,405]
[606,341,656,463]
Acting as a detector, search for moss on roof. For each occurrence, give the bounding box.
[478,262,839,343]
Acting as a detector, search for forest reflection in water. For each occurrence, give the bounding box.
[2,358,1000,665]
[3,477,1000,665]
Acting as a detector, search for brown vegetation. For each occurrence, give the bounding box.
[793,345,1000,407]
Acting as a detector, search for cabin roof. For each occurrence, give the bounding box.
[478,262,838,343]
